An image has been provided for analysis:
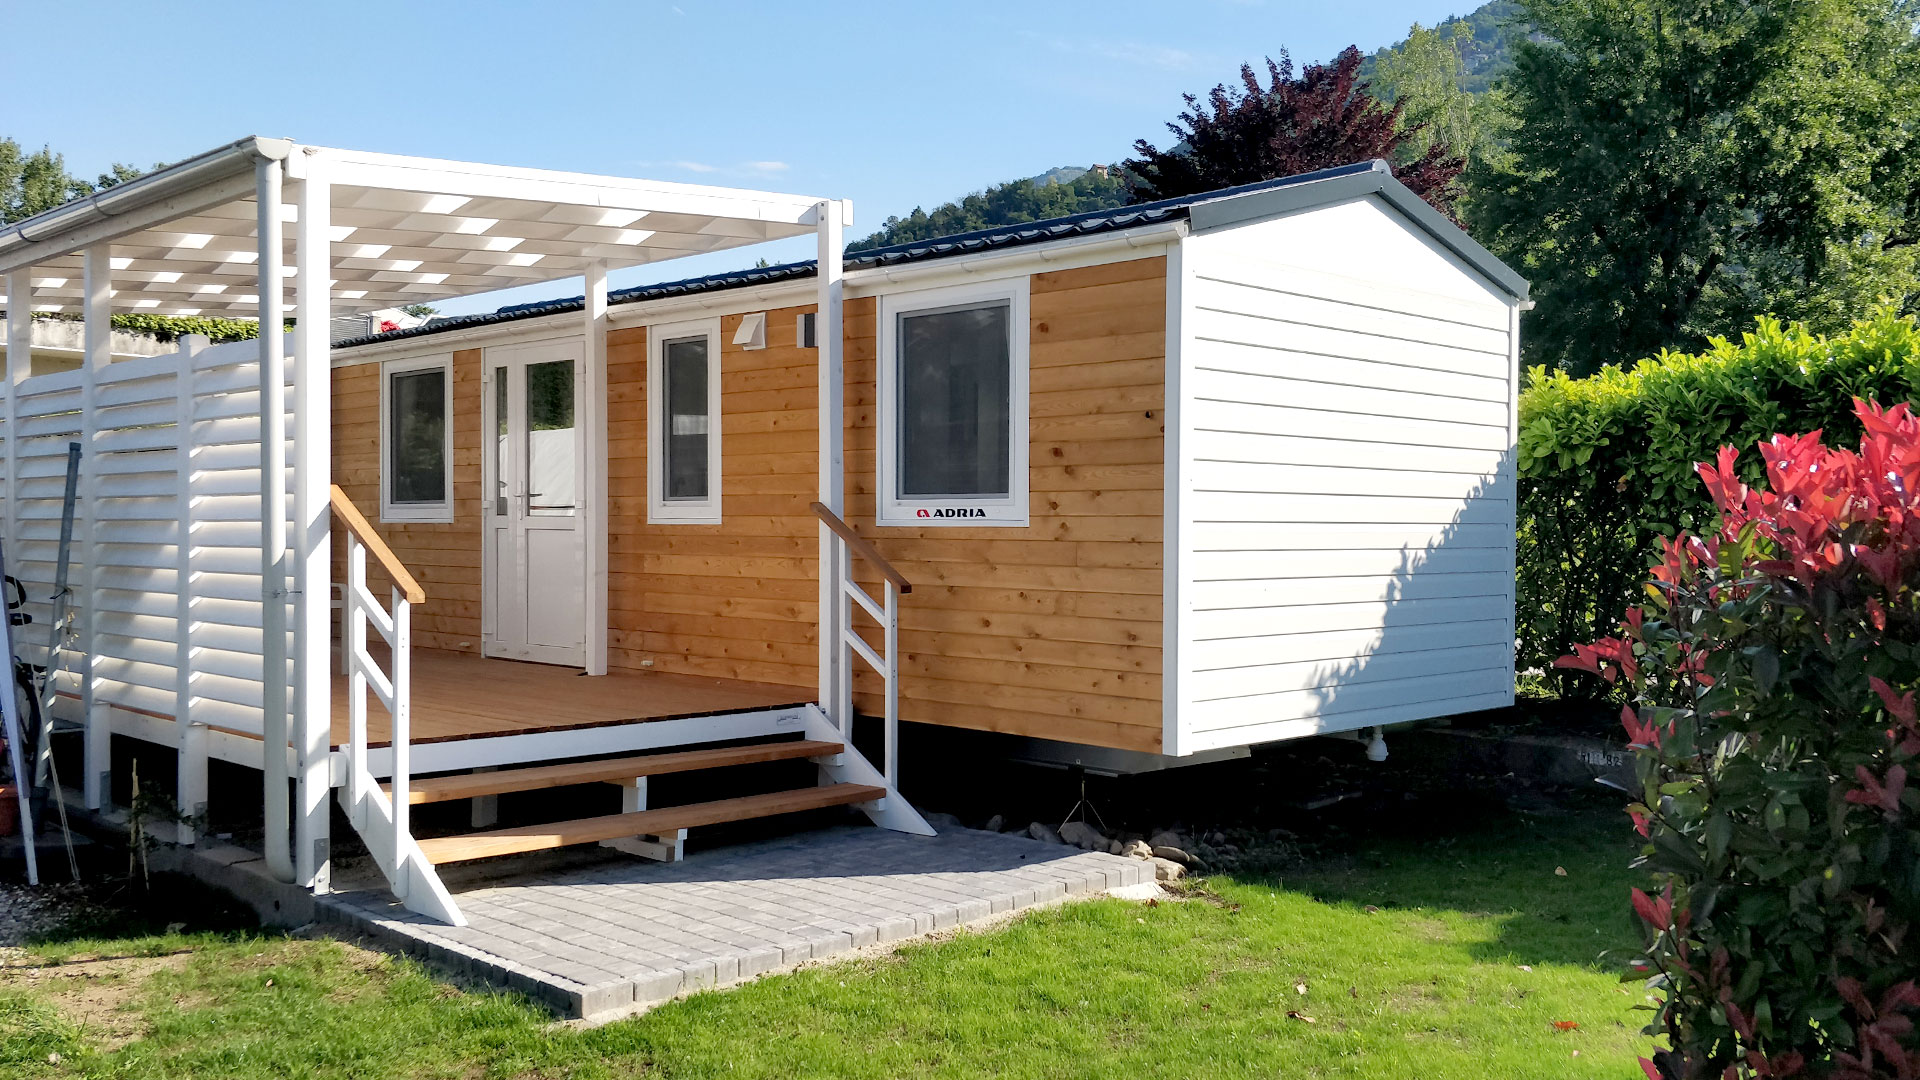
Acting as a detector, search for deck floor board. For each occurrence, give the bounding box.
[332,650,813,748]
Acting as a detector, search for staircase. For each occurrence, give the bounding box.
[329,488,931,928]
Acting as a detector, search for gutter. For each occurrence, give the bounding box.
[0,136,293,265]
[330,221,1188,362]
[605,222,1188,325]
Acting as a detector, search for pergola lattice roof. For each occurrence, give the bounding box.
[0,136,836,317]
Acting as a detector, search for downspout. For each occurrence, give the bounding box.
[257,157,295,883]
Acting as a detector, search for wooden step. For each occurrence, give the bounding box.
[384,739,844,805]
[415,782,887,865]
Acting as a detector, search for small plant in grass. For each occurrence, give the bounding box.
[1558,399,1920,1078]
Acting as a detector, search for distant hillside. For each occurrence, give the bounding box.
[847,166,1131,252]
[852,2,1529,252]
[1361,1,1529,94]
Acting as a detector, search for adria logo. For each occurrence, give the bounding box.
[917,507,987,519]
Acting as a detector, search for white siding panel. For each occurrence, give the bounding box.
[1194,400,1507,451]
[1186,571,1512,611]
[1191,642,1511,701]
[1186,430,1505,474]
[1191,545,1511,581]
[1191,617,1512,668]
[1195,461,1508,501]
[1187,490,1509,525]
[1189,521,1512,552]
[1190,278,1511,356]
[1189,365,1509,427]
[1173,195,1518,752]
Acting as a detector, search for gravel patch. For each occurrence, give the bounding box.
[0,881,109,946]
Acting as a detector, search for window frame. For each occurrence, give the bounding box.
[647,316,723,524]
[876,277,1030,528]
[379,352,456,525]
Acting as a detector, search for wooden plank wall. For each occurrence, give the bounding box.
[330,349,484,654]
[331,254,1168,753]
[844,257,1167,753]
[605,318,822,686]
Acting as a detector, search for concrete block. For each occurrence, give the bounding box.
[631,969,686,1007]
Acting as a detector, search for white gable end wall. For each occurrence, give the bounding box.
[1170,194,1519,755]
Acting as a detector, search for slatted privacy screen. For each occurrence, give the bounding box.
[0,336,297,736]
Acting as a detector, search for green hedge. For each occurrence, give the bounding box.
[30,311,272,343]
[1517,309,1920,694]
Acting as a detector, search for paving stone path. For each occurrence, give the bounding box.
[319,823,1150,1020]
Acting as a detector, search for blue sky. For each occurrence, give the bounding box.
[1,0,1468,316]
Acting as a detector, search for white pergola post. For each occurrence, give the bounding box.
[583,260,609,677]
[292,154,333,889]
[256,157,295,884]
[4,270,28,574]
[80,247,110,808]
[175,332,210,844]
[815,201,845,725]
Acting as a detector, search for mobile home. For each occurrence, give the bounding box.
[0,140,1525,924]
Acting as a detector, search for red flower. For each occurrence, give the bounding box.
[1629,808,1651,836]
[379,319,399,333]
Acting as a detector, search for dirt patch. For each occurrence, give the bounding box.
[0,947,191,1049]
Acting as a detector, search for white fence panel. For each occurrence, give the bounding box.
[0,334,297,822]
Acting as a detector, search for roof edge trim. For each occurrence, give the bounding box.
[1,136,290,251]
[1183,159,1529,301]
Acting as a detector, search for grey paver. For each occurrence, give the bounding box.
[313,824,1147,1022]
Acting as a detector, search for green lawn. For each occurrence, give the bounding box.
[1,806,1653,1079]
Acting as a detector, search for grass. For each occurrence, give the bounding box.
[0,804,1654,1079]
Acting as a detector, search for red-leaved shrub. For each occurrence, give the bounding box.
[1560,400,1920,1078]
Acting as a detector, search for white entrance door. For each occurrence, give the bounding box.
[482,339,587,666]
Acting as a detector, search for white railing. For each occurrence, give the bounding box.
[810,502,908,792]
[329,485,462,925]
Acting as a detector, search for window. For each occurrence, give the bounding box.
[877,280,1029,526]
[380,354,454,523]
[648,318,722,522]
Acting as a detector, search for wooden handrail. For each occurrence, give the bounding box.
[810,502,912,594]
[329,484,426,604]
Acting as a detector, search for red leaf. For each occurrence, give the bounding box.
[1871,676,1917,726]
[1553,1019,1579,1031]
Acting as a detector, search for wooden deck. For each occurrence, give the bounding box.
[332,649,814,749]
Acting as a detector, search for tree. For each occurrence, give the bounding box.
[1362,1,1531,94]
[400,304,438,319]
[1472,0,1920,377]
[1,138,142,225]
[1373,22,1513,175]
[850,167,1130,251]
[1122,47,1465,218]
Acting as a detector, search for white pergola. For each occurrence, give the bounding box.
[0,137,852,891]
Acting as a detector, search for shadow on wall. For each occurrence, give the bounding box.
[1186,461,1514,747]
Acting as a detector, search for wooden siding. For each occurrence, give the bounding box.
[1176,199,1515,751]
[847,257,1167,753]
[605,314,822,690]
[330,349,484,654]
[331,255,1168,754]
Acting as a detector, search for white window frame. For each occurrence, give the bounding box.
[379,352,455,524]
[647,317,723,524]
[876,277,1030,527]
